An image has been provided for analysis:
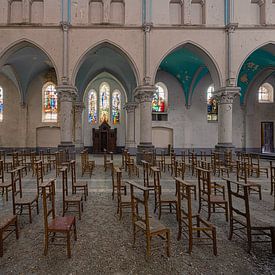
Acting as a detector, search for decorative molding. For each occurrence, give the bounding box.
[213,87,240,104]
[142,22,153,33]
[57,85,77,102]
[225,23,238,33]
[134,85,156,103]
[124,102,138,112]
[60,21,70,31]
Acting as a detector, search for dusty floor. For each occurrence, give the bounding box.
[0,155,275,275]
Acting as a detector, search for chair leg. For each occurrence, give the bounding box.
[166,231,170,257]
[67,231,71,258]
[0,231,3,257]
[213,227,217,256]
[28,204,32,223]
[15,217,19,239]
[44,233,49,256]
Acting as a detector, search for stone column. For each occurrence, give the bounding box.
[124,102,137,149]
[60,21,70,84]
[214,87,240,150]
[134,85,156,163]
[57,85,77,145]
[74,101,84,149]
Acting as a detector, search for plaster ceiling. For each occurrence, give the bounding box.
[75,44,137,101]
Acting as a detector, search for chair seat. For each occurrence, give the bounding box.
[0,214,16,229]
[202,194,226,203]
[0,181,12,188]
[246,181,261,187]
[15,195,38,204]
[135,217,167,234]
[65,194,82,202]
[121,194,131,203]
[73,182,88,188]
[48,216,75,231]
[161,194,177,202]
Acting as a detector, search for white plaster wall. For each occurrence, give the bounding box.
[169,2,182,25]
[266,1,275,25]
[44,0,61,24]
[245,77,275,150]
[152,0,169,25]
[26,75,59,147]
[190,2,201,25]
[0,74,22,147]
[0,0,9,24]
[10,1,23,24]
[232,96,244,149]
[82,76,126,147]
[206,0,224,25]
[31,1,44,24]
[234,0,259,25]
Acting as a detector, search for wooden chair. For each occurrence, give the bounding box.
[197,167,228,221]
[175,177,217,255]
[11,167,39,223]
[61,167,83,220]
[103,149,113,172]
[39,150,51,173]
[42,179,77,258]
[46,148,56,170]
[34,160,45,196]
[0,214,19,257]
[165,152,176,176]
[0,150,12,172]
[111,162,126,200]
[127,180,170,259]
[270,161,275,210]
[114,167,131,220]
[70,160,88,201]
[151,166,178,219]
[125,152,139,177]
[80,149,94,177]
[12,151,27,176]
[141,160,155,190]
[0,160,13,201]
[226,178,275,254]
[249,154,269,178]
[237,161,262,200]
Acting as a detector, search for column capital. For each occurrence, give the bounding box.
[60,21,71,32]
[57,85,77,102]
[142,23,153,33]
[134,85,156,103]
[225,23,238,33]
[124,102,138,113]
[213,87,240,104]
[74,101,85,113]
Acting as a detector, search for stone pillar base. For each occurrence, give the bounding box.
[136,143,155,164]
[58,143,76,160]
[215,143,235,153]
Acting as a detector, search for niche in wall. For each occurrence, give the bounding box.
[10,0,23,24]
[152,127,173,148]
[110,0,125,24]
[169,0,182,25]
[89,0,103,24]
[31,0,44,24]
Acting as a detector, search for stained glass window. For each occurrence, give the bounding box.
[99,82,110,123]
[112,89,121,124]
[152,83,167,112]
[43,82,58,122]
[0,86,3,122]
[88,89,97,124]
[258,83,274,103]
[207,84,218,121]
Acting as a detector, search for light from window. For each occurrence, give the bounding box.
[88,89,97,124]
[42,82,57,122]
[99,82,110,123]
[207,84,218,121]
[0,86,3,122]
[258,83,274,103]
[152,82,167,113]
[112,89,121,124]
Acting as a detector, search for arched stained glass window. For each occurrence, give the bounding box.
[88,89,97,124]
[112,89,121,124]
[152,82,167,112]
[0,86,3,122]
[99,82,110,123]
[207,84,218,121]
[258,83,274,103]
[42,82,57,122]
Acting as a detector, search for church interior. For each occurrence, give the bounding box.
[0,0,275,274]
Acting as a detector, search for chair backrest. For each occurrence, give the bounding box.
[0,150,6,164]
[42,179,56,231]
[141,160,149,187]
[0,160,4,183]
[152,167,161,198]
[35,160,43,194]
[175,177,193,229]
[197,167,212,199]
[61,167,69,200]
[226,178,251,229]
[237,160,248,183]
[114,167,122,200]
[10,167,23,214]
[127,180,150,234]
[70,160,77,185]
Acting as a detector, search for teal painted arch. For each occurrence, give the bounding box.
[237,42,275,105]
[153,42,222,106]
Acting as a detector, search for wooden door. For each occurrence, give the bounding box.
[261,122,274,153]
